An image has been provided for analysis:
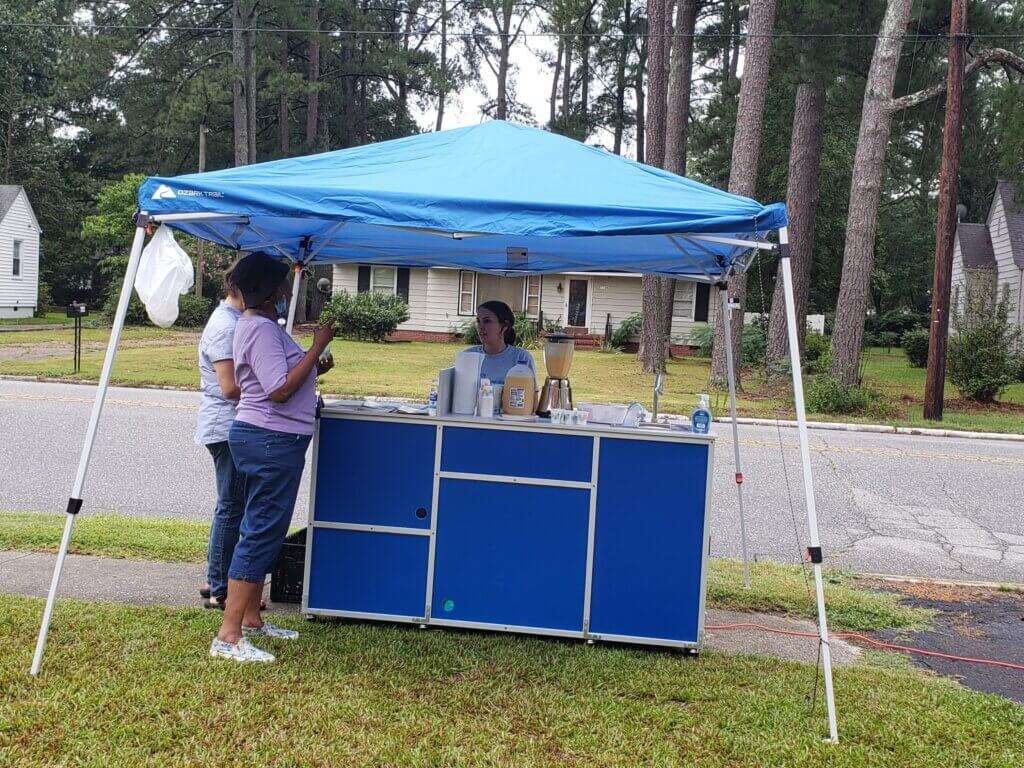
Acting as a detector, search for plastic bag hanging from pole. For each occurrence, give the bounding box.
[133,225,194,327]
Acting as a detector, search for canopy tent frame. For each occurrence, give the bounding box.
[27,123,837,741]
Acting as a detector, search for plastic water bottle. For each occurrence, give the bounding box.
[428,380,438,416]
[691,394,712,434]
[478,378,494,419]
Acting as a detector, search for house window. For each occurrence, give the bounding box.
[524,275,542,317]
[370,266,397,295]
[12,240,21,278]
[477,274,526,311]
[458,270,476,315]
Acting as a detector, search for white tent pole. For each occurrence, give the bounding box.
[285,263,302,335]
[779,225,838,743]
[719,286,750,588]
[30,219,149,677]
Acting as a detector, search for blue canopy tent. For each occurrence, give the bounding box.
[31,121,837,743]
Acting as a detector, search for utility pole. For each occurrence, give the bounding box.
[196,124,208,298]
[923,0,965,421]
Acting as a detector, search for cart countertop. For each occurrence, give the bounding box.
[319,401,716,444]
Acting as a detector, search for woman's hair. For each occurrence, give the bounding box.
[478,300,517,346]
[222,254,245,298]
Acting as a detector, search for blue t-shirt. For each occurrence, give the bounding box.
[466,344,536,387]
[194,301,241,445]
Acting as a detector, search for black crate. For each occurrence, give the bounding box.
[270,528,307,604]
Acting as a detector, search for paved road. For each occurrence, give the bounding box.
[2,379,1022,584]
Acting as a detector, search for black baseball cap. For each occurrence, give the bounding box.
[227,251,291,309]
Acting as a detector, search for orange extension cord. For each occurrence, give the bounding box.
[704,623,1024,672]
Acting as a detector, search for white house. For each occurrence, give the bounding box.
[0,185,42,318]
[331,264,712,348]
[951,180,1024,328]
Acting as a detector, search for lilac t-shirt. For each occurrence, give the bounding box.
[232,314,317,435]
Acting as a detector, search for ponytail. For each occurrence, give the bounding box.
[478,300,517,346]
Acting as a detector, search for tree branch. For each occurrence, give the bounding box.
[889,47,1024,113]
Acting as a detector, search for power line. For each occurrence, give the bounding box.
[2,20,1024,42]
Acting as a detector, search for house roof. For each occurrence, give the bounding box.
[0,185,22,223]
[956,222,996,268]
[994,179,1024,268]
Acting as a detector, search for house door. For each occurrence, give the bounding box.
[566,279,590,328]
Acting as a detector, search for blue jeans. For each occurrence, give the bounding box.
[227,421,311,584]
[205,441,245,600]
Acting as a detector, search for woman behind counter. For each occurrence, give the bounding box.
[466,300,535,388]
[209,251,334,664]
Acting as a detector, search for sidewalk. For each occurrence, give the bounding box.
[0,549,861,665]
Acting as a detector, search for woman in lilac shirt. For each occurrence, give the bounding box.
[209,251,334,664]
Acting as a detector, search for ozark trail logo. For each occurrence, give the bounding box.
[151,184,176,200]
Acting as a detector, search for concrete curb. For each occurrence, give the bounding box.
[3,373,1024,443]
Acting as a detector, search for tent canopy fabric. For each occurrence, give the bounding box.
[138,120,785,280]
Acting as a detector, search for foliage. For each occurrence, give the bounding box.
[34,283,53,315]
[320,291,410,343]
[689,322,765,367]
[459,312,551,348]
[610,312,642,349]
[175,294,213,328]
[802,331,830,364]
[947,293,1021,402]
[689,324,714,357]
[901,328,930,368]
[806,374,895,418]
[101,289,149,327]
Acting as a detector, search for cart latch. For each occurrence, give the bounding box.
[805,546,823,564]
[66,498,83,516]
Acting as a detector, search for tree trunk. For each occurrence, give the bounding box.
[729,2,741,86]
[664,0,696,176]
[709,0,778,388]
[829,0,912,387]
[766,80,825,364]
[612,0,631,154]
[232,0,249,166]
[306,0,320,150]
[634,17,647,163]
[580,9,592,130]
[562,27,573,121]
[245,10,257,164]
[279,31,290,154]
[549,37,563,127]
[495,1,513,121]
[639,0,671,374]
[436,0,448,130]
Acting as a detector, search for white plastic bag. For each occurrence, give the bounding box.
[133,225,194,327]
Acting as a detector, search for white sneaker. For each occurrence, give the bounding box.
[242,620,298,641]
[209,636,275,663]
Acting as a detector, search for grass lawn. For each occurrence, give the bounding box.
[0,511,927,632]
[0,311,73,327]
[1,596,1020,766]
[2,326,1022,432]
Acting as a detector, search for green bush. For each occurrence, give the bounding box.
[689,324,713,356]
[175,294,213,327]
[320,290,410,343]
[102,289,149,326]
[876,331,899,351]
[806,374,895,418]
[808,347,832,376]
[802,331,829,364]
[947,293,1020,403]
[35,283,53,316]
[610,312,643,349]
[687,323,765,365]
[901,328,930,368]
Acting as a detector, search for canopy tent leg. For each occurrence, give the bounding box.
[719,286,750,588]
[30,219,150,676]
[285,263,302,335]
[779,226,838,743]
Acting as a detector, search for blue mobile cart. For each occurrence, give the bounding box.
[303,404,715,649]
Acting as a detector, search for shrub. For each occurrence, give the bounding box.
[175,294,213,327]
[947,293,1020,402]
[806,374,894,418]
[460,317,480,344]
[802,331,829,365]
[901,328,930,368]
[35,283,53,316]
[102,288,149,326]
[689,324,713,357]
[610,312,643,349]
[876,331,899,351]
[320,290,410,343]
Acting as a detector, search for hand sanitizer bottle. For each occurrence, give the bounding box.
[478,378,494,418]
[428,379,439,417]
[691,393,712,434]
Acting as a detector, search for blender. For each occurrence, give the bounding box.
[537,334,576,417]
